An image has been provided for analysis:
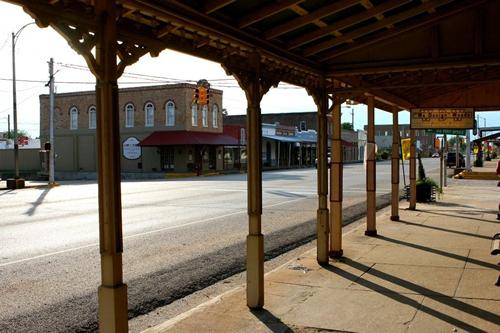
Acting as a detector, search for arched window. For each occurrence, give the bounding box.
[202,105,208,127]
[88,106,96,129]
[70,106,78,130]
[212,104,219,128]
[191,104,198,127]
[125,103,134,128]
[166,100,175,126]
[145,102,155,127]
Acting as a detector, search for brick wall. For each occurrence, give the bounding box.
[40,83,223,141]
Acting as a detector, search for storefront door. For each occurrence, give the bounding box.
[160,147,175,171]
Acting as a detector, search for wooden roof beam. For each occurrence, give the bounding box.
[287,0,409,50]
[319,0,487,61]
[204,0,236,14]
[239,0,305,28]
[329,56,500,76]
[360,0,392,28]
[306,0,453,57]
[264,0,360,40]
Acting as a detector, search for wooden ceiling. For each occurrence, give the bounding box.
[5,0,500,110]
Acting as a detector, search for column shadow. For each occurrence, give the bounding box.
[398,219,491,240]
[250,308,293,333]
[325,260,499,332]
[377,235,497,270]
[416,209,497,224]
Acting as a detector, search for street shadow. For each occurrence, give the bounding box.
[325,260,499,332]
[0,189,15,196]
[24,187,51,216]
[250,308,293,333]
[377,235,498,270]
[417,209,498,224]
[398,219,491,240]
[266,190,307,198]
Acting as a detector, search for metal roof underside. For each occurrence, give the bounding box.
[5,0,500,111]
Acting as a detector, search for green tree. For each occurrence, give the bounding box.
[4,129,29,139]
[341,122,353,131]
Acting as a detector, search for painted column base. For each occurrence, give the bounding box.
[317,208,329,265]
[365,229,378,236]
[98,284,128,333]
[329,250,343,258]
[247,234,264,309]
[6,178,25,189]
[390,215,400,221]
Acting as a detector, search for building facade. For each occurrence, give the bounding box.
[364,124,436,156]
[226,112,360,162]
[39,82,236,175]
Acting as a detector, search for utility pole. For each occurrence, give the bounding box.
[12,31,20,179]
[8,22,34,189]
[7,114,10,138]
[48,58,55,185]
[351,108,354,130]
[443,135,447,187]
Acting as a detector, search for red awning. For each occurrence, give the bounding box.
[140,131,239,146]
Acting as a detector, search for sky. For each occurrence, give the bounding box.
[0,2,498,138]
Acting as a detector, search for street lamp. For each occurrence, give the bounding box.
[9,22,35,189]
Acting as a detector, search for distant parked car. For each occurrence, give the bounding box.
[315,153,331,168]
[446,152,465,168]
[431,152,440,158]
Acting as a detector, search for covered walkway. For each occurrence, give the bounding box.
[3,1,499,331]
[144,174,499,333]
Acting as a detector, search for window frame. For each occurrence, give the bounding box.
[125,103,135,128]
[212,104,218,128]
[202,104,208,127]
[144,102,155,127]
[191,104,198,127]
[166,100,175,126]
[70,106,79,130]
[88,106,96,129]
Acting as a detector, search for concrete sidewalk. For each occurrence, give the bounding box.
[145,178,499,332]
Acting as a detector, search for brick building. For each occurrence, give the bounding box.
[39,81,241,176]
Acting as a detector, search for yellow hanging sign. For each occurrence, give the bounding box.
[401,138,411,160]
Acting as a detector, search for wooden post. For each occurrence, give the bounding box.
[330,102,343,257]
[409,129,417,210]
[365,95,377,236]
[223,55,278,309]
[309,86,329,265]
[444,134,448,187]
[95,1,128,332]
[391,107,400,221]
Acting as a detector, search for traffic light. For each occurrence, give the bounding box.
[199,87,207,105]
[206,87,210,106]
[193,88,199,104]
[472,119,477,136]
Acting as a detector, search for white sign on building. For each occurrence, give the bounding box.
[123,137,141,160]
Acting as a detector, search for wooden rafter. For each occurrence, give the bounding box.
[264,0,360,40]
[329,55,500,76]
[287,0,409,50]
[238,0,305,28]
[305,0,454,57]
[319,0,487,61]
[204,0,236,14]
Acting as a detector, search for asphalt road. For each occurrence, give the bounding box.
[0,158,440,332]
